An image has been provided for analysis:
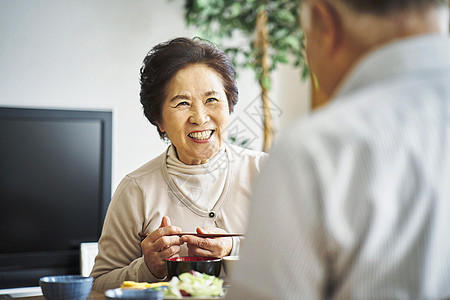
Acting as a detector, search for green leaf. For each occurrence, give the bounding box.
[260,75,271,90]
[274,9,296,23]
[301,64,310,80]
[274,52,288,63]
[230,3,242,17]
[284,35,300,49]
[196,0,209,9]
[182,0,309,89]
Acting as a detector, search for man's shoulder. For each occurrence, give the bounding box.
[275,98,378,159]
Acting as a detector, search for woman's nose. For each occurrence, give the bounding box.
[189,106,210,125]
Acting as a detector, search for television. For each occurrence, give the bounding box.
[0,107,112,288]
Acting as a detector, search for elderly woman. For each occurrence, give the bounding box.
[91,37,267,290]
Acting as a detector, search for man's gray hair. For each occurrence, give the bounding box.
[337,0,448,15]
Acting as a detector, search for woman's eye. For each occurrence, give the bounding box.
[206,98,218,103]
[175,101,189,107]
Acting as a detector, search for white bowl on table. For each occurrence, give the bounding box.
[222,256,239,279]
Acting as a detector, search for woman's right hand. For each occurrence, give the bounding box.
[141,216,182,279]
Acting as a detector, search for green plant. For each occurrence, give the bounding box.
[184,0,308,152]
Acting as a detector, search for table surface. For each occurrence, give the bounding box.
[20,290,225,300]
[18,290,103,299]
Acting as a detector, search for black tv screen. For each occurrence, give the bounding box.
[0,107,112,288]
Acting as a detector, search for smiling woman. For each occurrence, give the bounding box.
[90,37,268,290]
[158,64,230,165]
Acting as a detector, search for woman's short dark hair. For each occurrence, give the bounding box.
[140,37,239,140]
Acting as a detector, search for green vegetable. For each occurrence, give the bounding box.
[165,271,224,298]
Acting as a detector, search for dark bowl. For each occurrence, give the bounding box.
[165,257,221,279]
[39,275,93,300]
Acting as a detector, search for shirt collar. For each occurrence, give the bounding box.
[335,34,450,99]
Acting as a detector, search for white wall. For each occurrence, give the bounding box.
[0,0,310,192]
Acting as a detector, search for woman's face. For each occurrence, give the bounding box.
[158,64,230,165]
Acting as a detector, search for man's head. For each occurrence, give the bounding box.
[300,0,449,98]
[330,0,448,15]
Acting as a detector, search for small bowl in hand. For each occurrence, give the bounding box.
[39,275,93,300]
[165,256,221,279]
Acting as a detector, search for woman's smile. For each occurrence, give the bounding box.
[188,130,215,142]
[158,63,230,165]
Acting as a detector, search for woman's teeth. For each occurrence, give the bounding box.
[188,130,213,140]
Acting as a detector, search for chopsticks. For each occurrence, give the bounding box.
[138,232,244,242]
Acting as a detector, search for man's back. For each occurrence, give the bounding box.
[227,35,450,299]
[308,34,450,299]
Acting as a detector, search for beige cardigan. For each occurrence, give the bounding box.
[91,144,267,290]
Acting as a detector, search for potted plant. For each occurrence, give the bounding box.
[184,0,309,152]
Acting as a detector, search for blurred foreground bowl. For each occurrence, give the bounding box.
[222,256,239,278]
[39,275,93,300]
[104,288,164,300]
[165,256,221,279]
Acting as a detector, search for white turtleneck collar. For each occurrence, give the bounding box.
[166,144,228,211]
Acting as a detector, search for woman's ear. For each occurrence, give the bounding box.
[157,121,165,134]
[310,0,343,55]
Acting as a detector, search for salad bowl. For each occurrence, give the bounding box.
[165,257,221,280]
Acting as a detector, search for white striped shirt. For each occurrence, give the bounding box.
[227,34,450,299]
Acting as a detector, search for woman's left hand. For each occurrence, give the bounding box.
[180,227,232,258]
